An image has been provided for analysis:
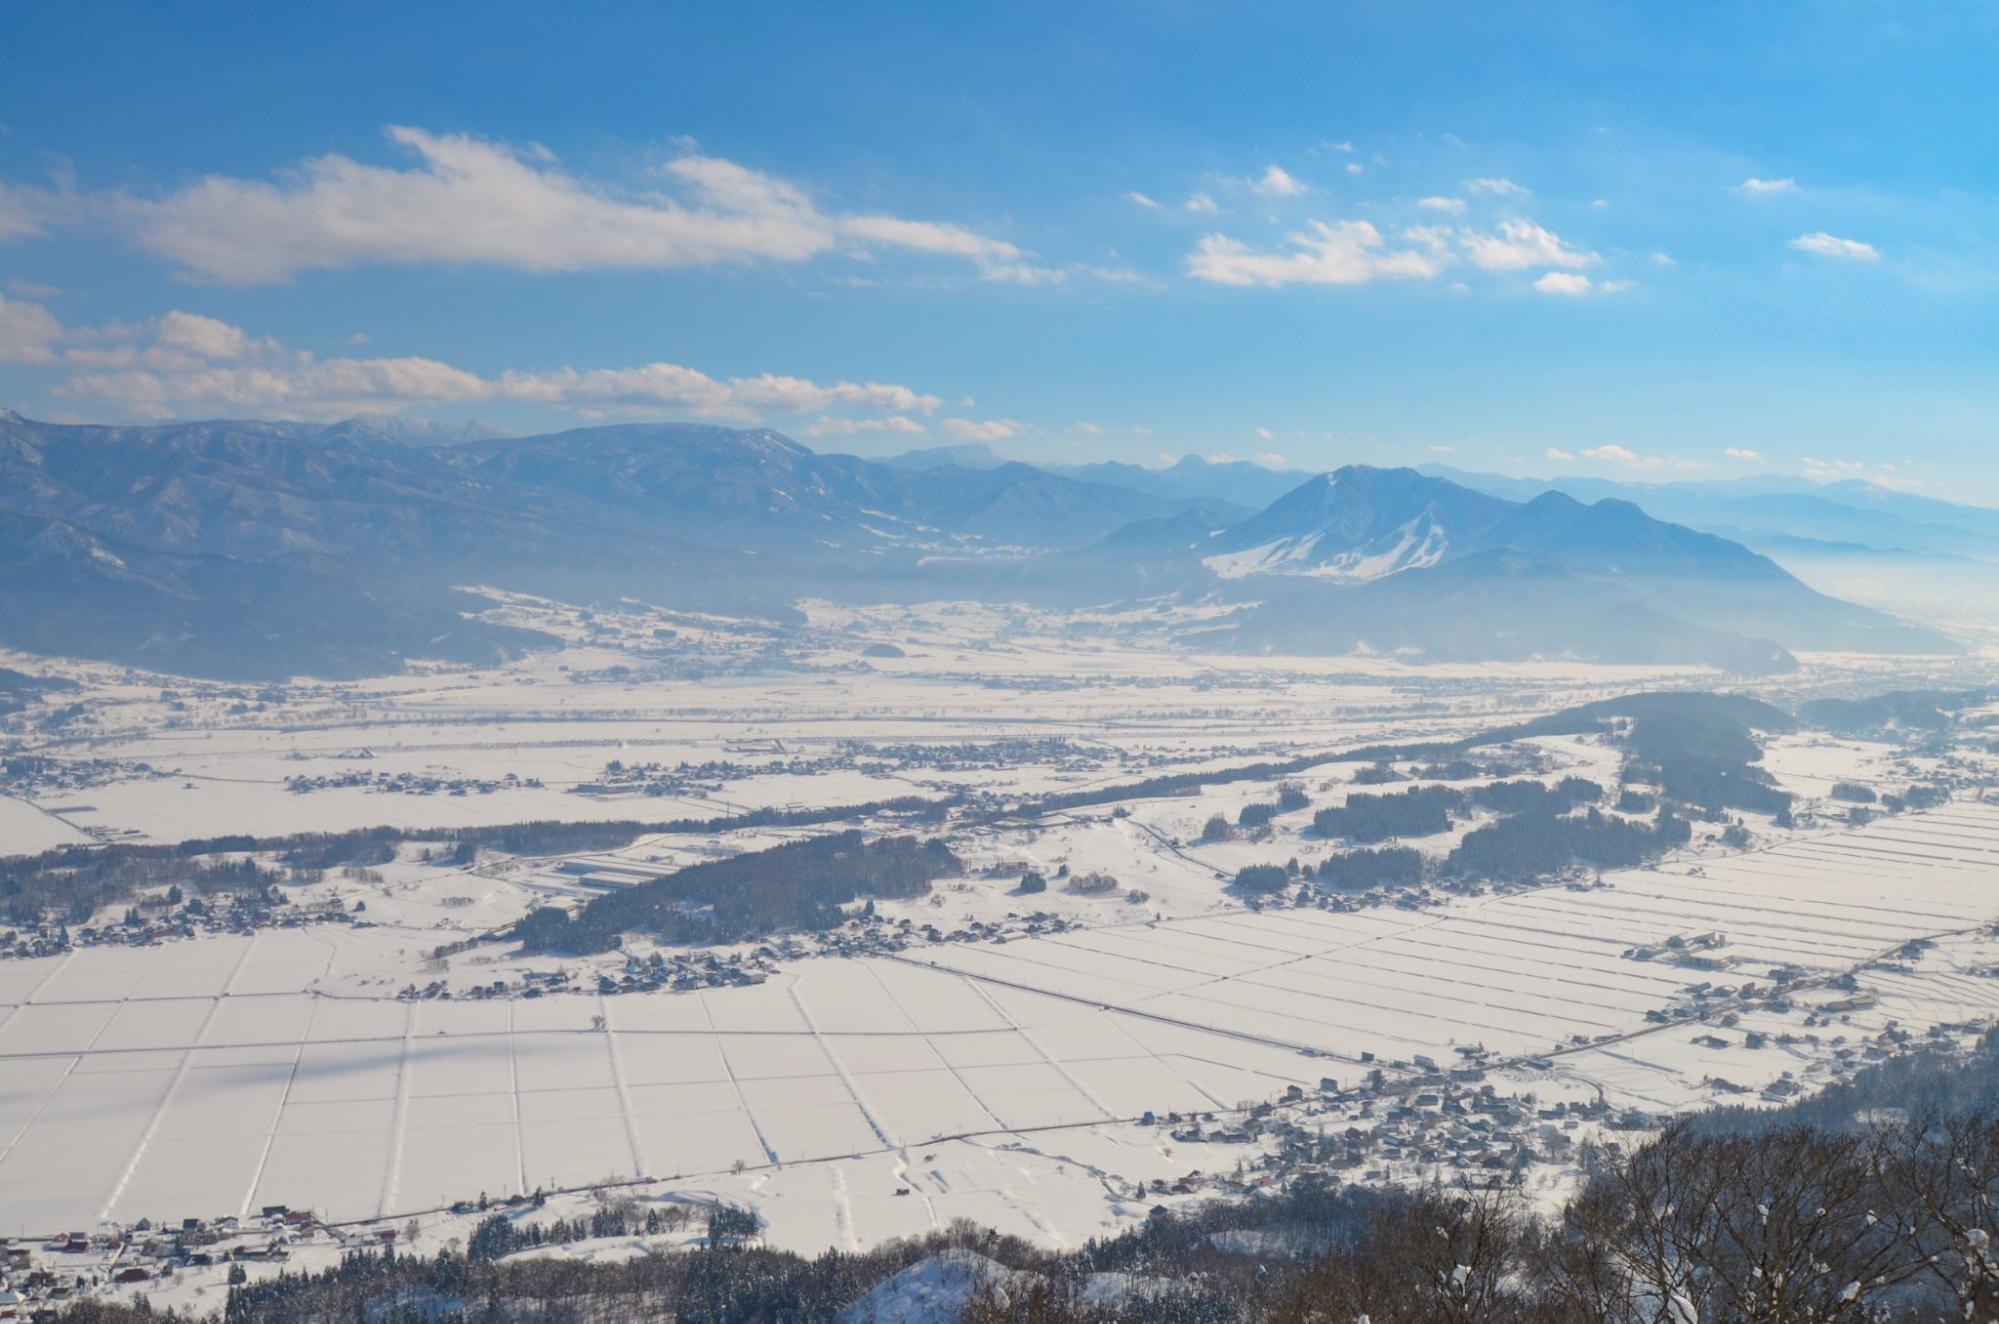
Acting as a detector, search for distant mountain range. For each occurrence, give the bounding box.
[1173,466,1943,664]
[1422,463,1999,562]
[882,442,1305,510]
[0,411,1962,679]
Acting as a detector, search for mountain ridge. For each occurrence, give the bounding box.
[0,413,1957,679]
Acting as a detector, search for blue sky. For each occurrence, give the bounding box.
[2,2,1995,495]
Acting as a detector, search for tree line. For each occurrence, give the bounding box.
[513,831,961,953]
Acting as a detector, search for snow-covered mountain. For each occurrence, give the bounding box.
[1174,466,1954,665]
[1201,467,1505,580]
[0,412,1955,679]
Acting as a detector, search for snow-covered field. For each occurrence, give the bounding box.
[6,801,1999,1245]
[6,605,1999,1275]
[0,593,1819,850]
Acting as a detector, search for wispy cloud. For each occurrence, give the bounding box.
[804,415,927,438]
[1123,190,1163,210]
[1802,456,1868,481]
[1186,220,1442,287]
[1737,177,1797,196]
[1579,443,1708,473]
[78,126,1045,286]
[1184,192,1218,214]
[1465,177,1529,197]
[1187,214,1609,292]
[1461,220,1598,272]
[0,179,75,244]
[31,303,945,423]
[1253,165,1307,198]
[1533,272,1591,295]
[1414,196,1466,214]
[0,293,62,364]
[940,417,1020,441]
[1723,447,1764,462]
[1789,231,1879,262]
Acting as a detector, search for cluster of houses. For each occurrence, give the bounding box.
[1624,928,1734,969]
[1132,1067,1634,1210]
[0,1207,324,1315]
[595,949,772,995]
[0,891,358,962]
[565,735,1113,804]
[0,753,160,800]
[569,752,817,800]
[397,951,781,1003]
[400,965,589,1001]
[285,768,542,797]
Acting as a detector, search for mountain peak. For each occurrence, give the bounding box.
[880,442,1008,471]
[325,414,511,447]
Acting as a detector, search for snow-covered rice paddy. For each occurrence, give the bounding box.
[7,802,1999,1242]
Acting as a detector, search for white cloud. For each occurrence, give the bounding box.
[109,125,1036,285]
[1427,444,1455,455]
[1255,426,1276,440]
[1188,218,1610,293]
[1533,272,1592,296]
[1344,162,1363,176]
[1545,447,1576,462]
[1079,264,1150,286]
[0,293,62,364]
[940,417,1020,441]
[1465,177,1529,197]
[1414,196,1466,214]
[6,279,61,299]
[0,180,70,244]
[1576,443,1709,474]
[803,415,926,438]
[1186,219,1442,287]
[1463,220,1598,272]
[725,373,939,414]
[1738,177,1797,195]
[1650,251,1676,266]
[1399,224,1456,257]
[840,213,1056,283]
[1789,231,1879,262]
[1184,192,1218,214]
[1072,421,1102,435]
[154,310,253,361]
[38,307,943,424]
[1802,457,1916,489]
[1123,190,1163,210]
[1255,452,1287,467]
[1254,165,1307,198]
[1803,456,1869,481]
[1723,447,1764,462]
